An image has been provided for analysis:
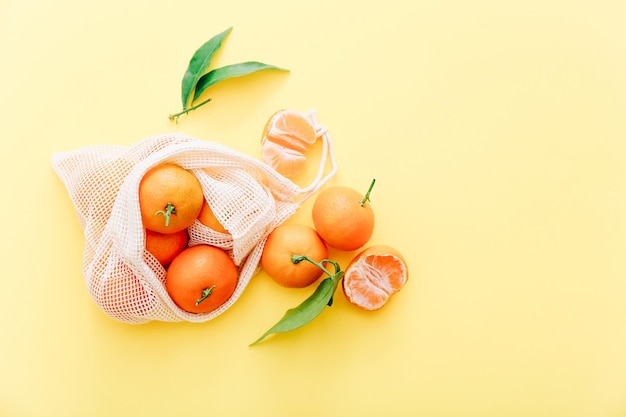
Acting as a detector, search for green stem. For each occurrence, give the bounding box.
[359,178,376,207]
[291,255,340,279]
[155,203,176,227]
[250,255,344,345]
[196,285,216,306]
[291,255,343,308]
[168,97,213,122]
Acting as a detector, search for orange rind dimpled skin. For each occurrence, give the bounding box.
[261,224,329,288]
[312,186,375,252]
[145,228,189,266]
[165,245,238,314]
[139,163,204,234]
[197,199,229,235]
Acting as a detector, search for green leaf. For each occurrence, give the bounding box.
[180,26,232,109]
[250,272,344,345]
[192,61,289,102]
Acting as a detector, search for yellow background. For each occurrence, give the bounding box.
[2,0,626,416]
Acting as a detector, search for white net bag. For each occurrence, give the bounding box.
[51,119,336,324]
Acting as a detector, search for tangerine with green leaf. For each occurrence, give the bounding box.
[261,223,328,288]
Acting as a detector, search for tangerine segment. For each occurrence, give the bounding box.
[261,109,317,153]
[139,163,204,234]
[261,139,307,177]
[312,186,375,252]
[342,245,408,311]
[261,223,328,288]
[165,245,238,314]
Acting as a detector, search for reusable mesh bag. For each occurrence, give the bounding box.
[52,116,336,324]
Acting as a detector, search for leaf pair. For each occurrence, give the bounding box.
[251,258,344,345]
[170,27,288,121]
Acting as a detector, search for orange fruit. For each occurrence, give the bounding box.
[145,228,189,266]
[261,223,328,288]
[260,109,317,177]
[342,245,408,311]
[165,245,238,314]
[139,163,204,234]
[312,181,375,251]
[197,199,229,234]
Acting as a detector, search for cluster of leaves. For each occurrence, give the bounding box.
[169,27,288,122]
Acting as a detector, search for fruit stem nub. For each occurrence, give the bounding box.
[196,285,216,306]
[360,178,376,207]
[155,203,176,227]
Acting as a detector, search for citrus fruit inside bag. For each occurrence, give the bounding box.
[52,127,336,324]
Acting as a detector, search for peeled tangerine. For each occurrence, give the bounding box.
[261,140,307,178]
[260,109,317,177]
[342,245,408,311]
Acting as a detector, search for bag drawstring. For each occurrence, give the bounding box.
[297,110,338,202]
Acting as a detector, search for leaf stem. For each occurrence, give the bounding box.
[155,203,176,227]
[196,285,216,306]
[250,256,344,345]
[359,178,376,207]
[291,255,340,279]
[291,255,342,307]
[168,97,213,122]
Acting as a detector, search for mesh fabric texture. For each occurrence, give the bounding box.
[52,129,335,324]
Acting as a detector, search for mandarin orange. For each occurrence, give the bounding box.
[145,228,189,266]
[139,163,204,234]
[261,223,328,288]
[165,245,238,314]
[261,139,307,177]
[260,109,317,177]
[261,109,317,152]
[342,245,408,311]
[312,180,376,251]
[197,199,229,234]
